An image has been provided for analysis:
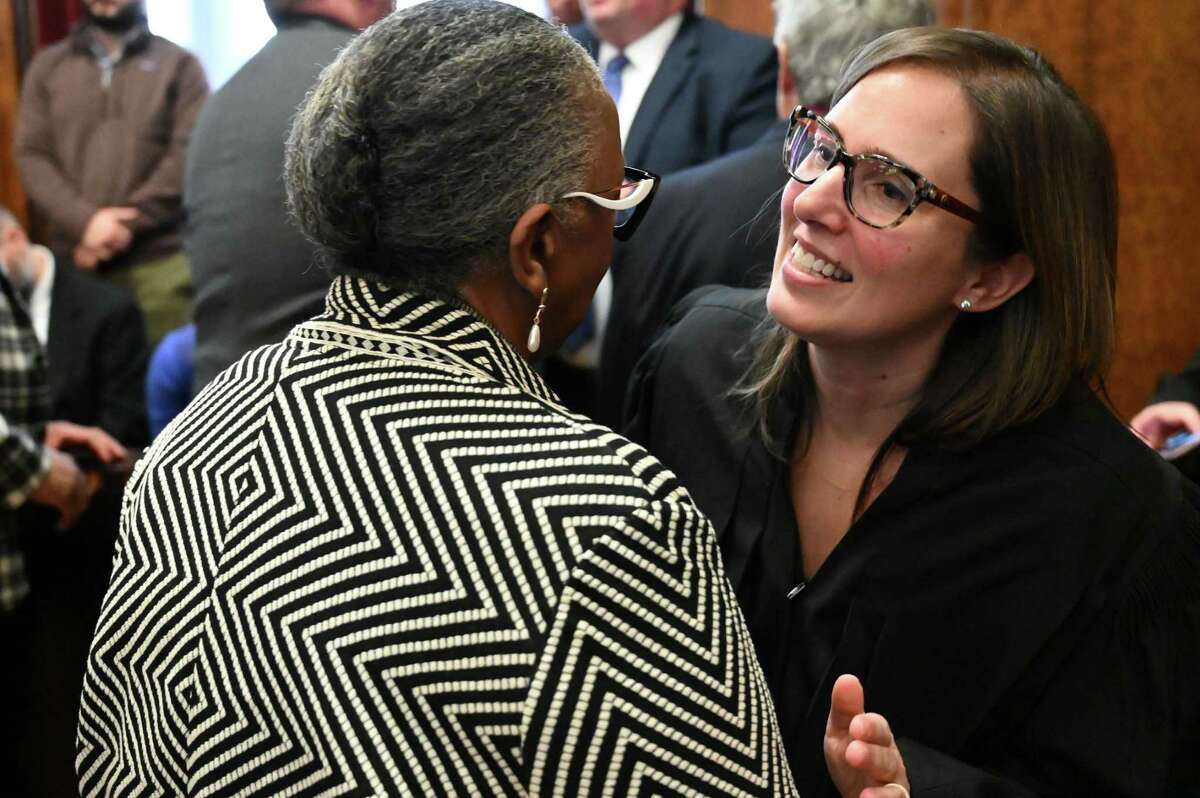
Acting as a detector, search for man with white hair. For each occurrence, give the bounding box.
[186,0,393,395]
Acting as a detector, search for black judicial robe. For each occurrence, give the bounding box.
[627,286,1200,797]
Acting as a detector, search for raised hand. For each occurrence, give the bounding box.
[825,673,911,798]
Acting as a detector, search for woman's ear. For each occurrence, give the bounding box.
[962,251,1035,312]
[508,203,558,298]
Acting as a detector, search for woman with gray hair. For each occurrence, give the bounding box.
[76,2,796,795]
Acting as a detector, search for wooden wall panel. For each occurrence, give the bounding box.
[934,1,1200,417]
[1,0,30,228]
[1090,1,1200,417]
[702,0,774,37]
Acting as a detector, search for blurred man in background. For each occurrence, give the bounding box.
[1,209,129,796]
[186,0,393,396]
[571,0,776,176]
[554,0,778,413]
[0,206,148,448]
[14,0,208,346]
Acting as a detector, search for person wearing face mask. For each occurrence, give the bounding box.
[0,206,132,797]
[0,207,149,449]
[629,26,1200,798]
[14,0,208,347]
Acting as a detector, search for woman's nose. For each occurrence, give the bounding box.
[791,164,848,233]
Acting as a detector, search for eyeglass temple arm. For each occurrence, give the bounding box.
[923,185,985,225]
[561,177,655,211]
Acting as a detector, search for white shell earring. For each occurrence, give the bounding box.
[527,287,549,353]
[959,299,972,312]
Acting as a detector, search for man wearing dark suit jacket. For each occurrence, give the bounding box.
[594,119,785,427]
[45,265,149,448]
[569,0,777,177]
[595,0,935,427]
[552,1,777,415]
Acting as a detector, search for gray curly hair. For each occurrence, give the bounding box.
[772,0,935,109]
[285,0,605,290]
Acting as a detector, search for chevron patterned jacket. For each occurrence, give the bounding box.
[77,276,797,797]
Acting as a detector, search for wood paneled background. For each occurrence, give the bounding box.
[704,0,1200,418]
[3,2,1199,415]
[1,0,29,228]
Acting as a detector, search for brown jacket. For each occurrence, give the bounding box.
[14,23,208,269]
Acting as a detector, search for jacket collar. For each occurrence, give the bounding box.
[71,18,151,59]
[271,12,358,34]
[296,275,562,408]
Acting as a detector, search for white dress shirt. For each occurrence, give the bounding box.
[0,244,54,346]
[26,246,54,347]
[586,12,684,367]
[597,12,684,147]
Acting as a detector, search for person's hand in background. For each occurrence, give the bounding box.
[45,420,127,465]
[28,448,92,529]
[76,206,138,267]
[1130,401,1200,449]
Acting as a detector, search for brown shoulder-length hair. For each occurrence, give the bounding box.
[739,27,1118,471]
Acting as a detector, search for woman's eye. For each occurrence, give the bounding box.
[880,181,907,202]
[814,143,837,164]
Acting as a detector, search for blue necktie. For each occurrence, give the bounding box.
[564,53,628,357]
[603,52,628,104]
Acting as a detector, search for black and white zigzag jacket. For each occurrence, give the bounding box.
[77,276,797,797]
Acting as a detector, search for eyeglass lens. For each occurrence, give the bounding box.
[786,117,920,228]
[613,180,642,228]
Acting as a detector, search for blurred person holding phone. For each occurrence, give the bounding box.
[1130,346,1200,449]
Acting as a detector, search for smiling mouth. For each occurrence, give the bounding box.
[789,242,852,282]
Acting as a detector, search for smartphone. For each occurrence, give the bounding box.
[1161,430,1200,461]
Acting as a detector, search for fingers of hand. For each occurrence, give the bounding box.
[95,432,127,462]
[845,738,902,783]
[850,712,894,747]
[859,785,909,798]
[1176,402,1200,432]
[828,674,866,732]
[1131,402,1200,447]
[44,420,82,449]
